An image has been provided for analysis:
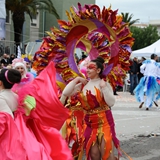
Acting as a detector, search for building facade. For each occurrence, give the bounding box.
[149,20,160,35]
[132,20,160,35]
[32,0,95,42]
[2,0,95,55]
[4,0,160,56]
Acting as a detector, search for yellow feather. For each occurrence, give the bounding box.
[66,10,73,22]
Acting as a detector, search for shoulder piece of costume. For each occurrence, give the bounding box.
[32,3,134,89]
[142,59,152,64]
[143,59,160,67]
[157,62,160,68]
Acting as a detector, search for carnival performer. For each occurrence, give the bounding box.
[0,68,27,159]
[61,91,85,159]
[24,57,32,72]
[134,54,159,110]
[153,62,160,105]
[31,3,134,159]
[60,57,119,160]
[11,58,34,93]
[0,64,73,159]
[24,56,37,77]
[0,69,21,117]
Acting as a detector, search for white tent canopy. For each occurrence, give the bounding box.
[131,39,160,58]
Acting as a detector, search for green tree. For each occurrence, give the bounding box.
[121,12,139,26]
[130,25,160,50]
[6,0,60,54]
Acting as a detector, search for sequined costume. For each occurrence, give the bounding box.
[78,89,119,159]
[31,3,134,159]
[61,78,119,160]
[61,93,85,158]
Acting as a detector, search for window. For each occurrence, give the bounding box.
[6,10,11,24]
[30,11,39,27]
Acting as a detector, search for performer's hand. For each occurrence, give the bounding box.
[74,76,88,85]
[99,79,106,88]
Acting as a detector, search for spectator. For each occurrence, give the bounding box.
[81,52,87,59]
[5,46,10,54]
[0,53,10,67]
[24,57,32,72]
[129,57,139,95]
[74,53,79,64]
[9,54,16,64]
[138,57,146,82]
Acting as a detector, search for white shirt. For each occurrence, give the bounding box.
[156,63,160,78]
[0,89,18,118]
[140,59,158,77]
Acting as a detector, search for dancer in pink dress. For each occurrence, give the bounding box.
[0,62,73,160]
[11,58,34,93]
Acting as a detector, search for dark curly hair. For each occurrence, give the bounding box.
[151,54,157,60]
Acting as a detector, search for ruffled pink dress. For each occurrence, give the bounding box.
[0,62,73,160]
[12,72,34,94]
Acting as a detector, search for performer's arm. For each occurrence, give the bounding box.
[100,79,115,107]
[140,64,146,74]
[60,77,87,105]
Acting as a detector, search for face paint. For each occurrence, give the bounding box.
[87,64,97,70]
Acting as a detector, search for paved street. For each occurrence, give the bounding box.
[113,92,160,160]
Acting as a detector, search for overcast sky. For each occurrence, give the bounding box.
[95,0,160,23]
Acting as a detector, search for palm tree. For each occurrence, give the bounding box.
[121,12,139,26]
[6,0,60,54]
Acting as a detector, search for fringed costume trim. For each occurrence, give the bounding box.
[78,110,119,160]
[134,76,159,107]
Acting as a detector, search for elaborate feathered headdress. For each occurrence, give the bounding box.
[32,3,134,89]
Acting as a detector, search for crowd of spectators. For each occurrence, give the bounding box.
[0,52,151,97]
[128,57,146,95]
[0,53,16,69]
